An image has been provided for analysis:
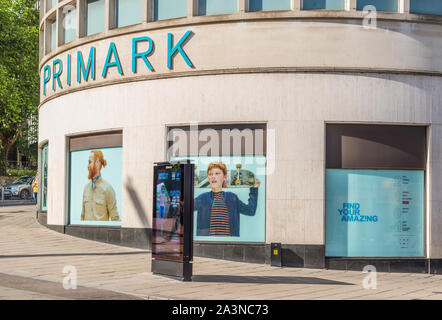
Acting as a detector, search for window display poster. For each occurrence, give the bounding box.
[172,155,266,242]
[70,147,122,226]
[326,169,425,257]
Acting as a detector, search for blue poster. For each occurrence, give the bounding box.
[70,147,122,226]
[326,169,424,257]
[172,155,266,242]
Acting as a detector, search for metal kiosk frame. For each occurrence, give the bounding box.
[151,161,194,281]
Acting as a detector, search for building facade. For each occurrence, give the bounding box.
[38,0,442,273]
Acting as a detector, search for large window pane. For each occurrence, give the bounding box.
[357,0,397,12]
[326,124,426,258]
[153,0,187,21]
[69,133,123,227]
[117,0,142,27]
[326,169,425,257]
[86,0,105,36]
[249,0,291,12]
[51,20,56,50]
[41,144,49,211]
[63,5,76,44]
[198,0,237,15]
[168,124,266,243]
[303,0,345,10]
[410,0,442,16]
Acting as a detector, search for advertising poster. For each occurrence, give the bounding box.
[172,155,266,242]
[325,169,425,257]
[69,147,122,226]
[152,165,184,261]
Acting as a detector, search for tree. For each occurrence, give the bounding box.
[0,0,39,175]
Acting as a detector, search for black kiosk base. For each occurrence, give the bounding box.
[152,259,193,281]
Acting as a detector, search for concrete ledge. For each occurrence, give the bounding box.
[279,244,325,269]
[325,258,442,274]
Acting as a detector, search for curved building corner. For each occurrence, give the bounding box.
[37,0,442,273]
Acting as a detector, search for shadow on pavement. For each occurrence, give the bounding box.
[192,275,354,285]
[0,272,143,300]
[0,211,28,215]
[0,251,150,259]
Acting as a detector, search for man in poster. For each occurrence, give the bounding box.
[194,162,260,237]
[81,150,120,221]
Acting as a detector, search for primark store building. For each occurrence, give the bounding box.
[38,0,442,273]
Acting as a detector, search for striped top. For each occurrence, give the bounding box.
[209,192,231,236]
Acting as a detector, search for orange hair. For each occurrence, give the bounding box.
[207,162,227,176]
[91,150,107,168]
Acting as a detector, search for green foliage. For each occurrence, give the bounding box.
[0,0,39,175]
[6,169,36,177]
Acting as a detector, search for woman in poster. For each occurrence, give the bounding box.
[194,162,260,237]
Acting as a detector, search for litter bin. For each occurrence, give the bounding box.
[270,243,282,267]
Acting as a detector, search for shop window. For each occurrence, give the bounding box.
[197,0,237,16]
[410,0,442,16]
[86,0,105,36]
[116,0,142,27]
[69,132,123,227]
[41,144,49,211]
[168,124,266,243]
[63,5,76,44]
[302,0,345,10]
[249,0,291,12]
[153,0,187,21]
[325,124,426,257]
[357,0,397,12]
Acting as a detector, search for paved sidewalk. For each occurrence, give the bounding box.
[0,205,441,300]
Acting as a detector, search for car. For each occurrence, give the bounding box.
[1,176,35,200]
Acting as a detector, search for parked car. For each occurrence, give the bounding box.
[1,176,35,200]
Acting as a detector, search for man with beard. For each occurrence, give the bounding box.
[81,150,119,221]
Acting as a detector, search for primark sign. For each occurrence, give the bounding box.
[42,30,194,96]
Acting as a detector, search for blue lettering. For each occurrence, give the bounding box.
[167,30,193,69]
[132,36,154,73]
[67,54,71,86]
[43,65,51,96]
[52,59,63,91]
[77,47,96,83]
[102,42,123,78]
